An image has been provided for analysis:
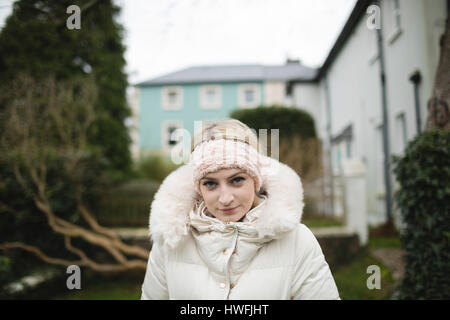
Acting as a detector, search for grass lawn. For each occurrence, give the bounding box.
[302,216,343,228]
[52,274,142,300]
[333,233,402,300]
[368,236,401,250]
[332,248,397,300]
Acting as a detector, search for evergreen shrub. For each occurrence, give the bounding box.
[393,130,450,299]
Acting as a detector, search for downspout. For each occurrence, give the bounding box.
[409,70,422,134]
[324,75,335,216]
[375,0,393,222]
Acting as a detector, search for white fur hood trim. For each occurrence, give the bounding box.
[149,156,304,249]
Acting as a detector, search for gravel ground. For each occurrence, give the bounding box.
[370,248,406,299]
[370,248,405,281]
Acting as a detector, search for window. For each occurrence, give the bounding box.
[386,0,402,44]
[168,92,177,105]
[395,113,408,153]
[245,89,254,103]
[200,85,222,109]
[238,84,261,108]
[161,120,183,151]
[346,139,352,158]
[206,90,215,104]
[368,25,379,65]
[335,143,342,171]
[168,127,177,146]
[393,0,401,30]
[375,125,385,195]
[162,86,183,110]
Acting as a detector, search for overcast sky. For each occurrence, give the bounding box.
[0,0,357,84]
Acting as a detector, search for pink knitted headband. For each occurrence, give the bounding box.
[190,138,262,194]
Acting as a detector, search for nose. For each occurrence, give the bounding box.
[218,186,234,207]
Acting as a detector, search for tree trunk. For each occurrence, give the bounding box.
[425,12,450,131]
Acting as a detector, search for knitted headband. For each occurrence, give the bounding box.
[190,138,262,194]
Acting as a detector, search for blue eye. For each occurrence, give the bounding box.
[203,181,216,187]
[202,177,245,188]
[232,177,245,184]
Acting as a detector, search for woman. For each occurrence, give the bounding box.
[141,119,340,300]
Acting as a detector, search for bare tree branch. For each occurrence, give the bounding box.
[0,74,150,273]
[0,242,83,267]
[0,241,147,272]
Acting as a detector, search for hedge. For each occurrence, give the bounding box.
[230,105,317,139]
[392,129,450,299]
[95,179,160,227]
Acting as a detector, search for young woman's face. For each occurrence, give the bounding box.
[199,168,256,223]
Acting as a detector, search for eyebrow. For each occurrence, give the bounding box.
[201,171,246,181]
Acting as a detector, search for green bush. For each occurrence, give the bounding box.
[133,153,180,183]
[0,255,12,290]
[96,179,160,227]
[231,105,317,139]
[392,129,450,299]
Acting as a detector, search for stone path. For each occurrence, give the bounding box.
[370,248,405,282]
[370,248,406,299]
[112,227,149,240]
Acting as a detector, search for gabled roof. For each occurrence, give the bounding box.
[136,62,318,86]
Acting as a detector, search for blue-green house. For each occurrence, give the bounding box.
[133,61,317,156]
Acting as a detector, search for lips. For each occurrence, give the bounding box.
[220,206,238,213]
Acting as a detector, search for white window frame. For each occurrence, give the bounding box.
[238,84,261,108]
[386,0,402,45]
[394,112,408,154]
[368,28,379,65]
[162,86,183,110]
[161,120,183,151]
[200,85,222,109]
[375,124,385,197]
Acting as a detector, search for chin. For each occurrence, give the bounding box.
[217,211,246,223]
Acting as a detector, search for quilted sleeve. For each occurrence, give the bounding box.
[291,224,341,300]
[141,240,169,300]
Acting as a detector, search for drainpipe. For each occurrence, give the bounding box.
[409,70,422,134]
[324,75,335,217]
[375,0,393,223]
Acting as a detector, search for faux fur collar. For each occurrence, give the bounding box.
[149,156,304,249]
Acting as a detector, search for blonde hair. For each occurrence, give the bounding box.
[191,119,260,153]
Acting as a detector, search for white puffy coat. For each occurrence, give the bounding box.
[141,156,340,300]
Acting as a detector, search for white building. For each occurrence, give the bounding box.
[292,0,448,227]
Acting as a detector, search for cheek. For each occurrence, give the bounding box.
[237,181,255,206]
[199,188,217,206]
